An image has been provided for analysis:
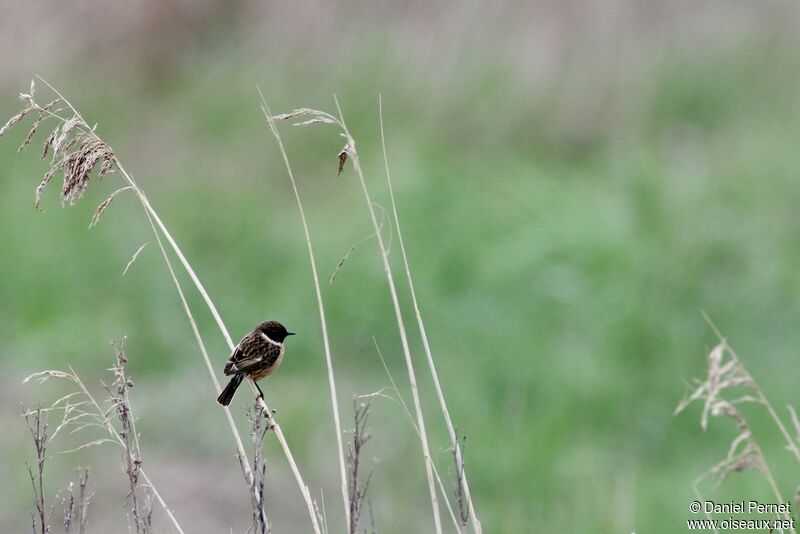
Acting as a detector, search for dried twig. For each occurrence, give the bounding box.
[24,353,180,532]
[62,481,75,533]
[240,405,270,534]
[77,469,91,534]
[62,469,92,534]
[346,401,375,534]
[451,432,469,528]
[25,406,49,534]
[102,342,152,533]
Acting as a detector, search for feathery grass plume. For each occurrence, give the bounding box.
[25,406,50,534]
[90,186,132,228]
[0,80,37,138]
[239,405,271,534]
[24,345,183,533]
[19,98,59,151]
[676,317,800,532]
[5,81,116,212]
[7,78,321,532]
[346,400,375,534]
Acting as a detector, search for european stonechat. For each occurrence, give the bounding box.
[216,320,295,406]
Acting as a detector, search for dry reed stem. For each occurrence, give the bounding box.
[268,99,449,532]
[378,95,481,533]
[61,469,92,534]
[41,80,317,524]
[25,406,48,534]
[332,96,443,534]
[10,78,232,532]
[370,341,462,532]
[346,400,374,534]
[103,342,153,533]
[125,125,324,533]
[97,105,322,534]
[241,405,271,534]
[258,87,351,531]
[451,433,469,528]
[9,78,319,533]
[77,469,91,534]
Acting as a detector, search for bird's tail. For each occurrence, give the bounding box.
[217,374,244,406]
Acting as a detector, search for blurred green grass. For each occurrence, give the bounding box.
[2,16,800,533]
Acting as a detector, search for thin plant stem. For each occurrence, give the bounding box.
[124,128,322,534]
[258,87,351,531]
[67,369,185,534]
[378,96,481,532]
[35,76,320,533]
[138,201,265,522]
[333,95,443,534]
[371,341,463,533]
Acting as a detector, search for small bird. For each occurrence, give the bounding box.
[216,320,295,406]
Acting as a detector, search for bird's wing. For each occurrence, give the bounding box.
[224,332,281,375]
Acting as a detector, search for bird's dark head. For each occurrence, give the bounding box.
[258,320,295,342]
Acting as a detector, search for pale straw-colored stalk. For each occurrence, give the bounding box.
[257,87,351,532]
[378,96,481,532]
[332,96,443,534]
[35,77,321,534]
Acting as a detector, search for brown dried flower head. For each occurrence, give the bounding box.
[2,80,122,220]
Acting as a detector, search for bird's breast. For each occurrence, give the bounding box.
[250,345,285,381]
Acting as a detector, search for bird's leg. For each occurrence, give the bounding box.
[253,382,275,421]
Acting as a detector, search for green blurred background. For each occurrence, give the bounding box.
[2,1,800,532]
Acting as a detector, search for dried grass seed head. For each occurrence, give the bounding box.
[1,83,117,212]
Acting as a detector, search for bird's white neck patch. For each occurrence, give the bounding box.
[260,332,281,346]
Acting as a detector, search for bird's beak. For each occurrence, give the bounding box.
[287,332,296,336]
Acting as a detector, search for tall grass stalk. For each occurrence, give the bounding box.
[264,99,452,531]
[258,88,351,531]
[370,341,465,532]
[17,78,321,533]
[378,96,481,532]
[332,96,443,533]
